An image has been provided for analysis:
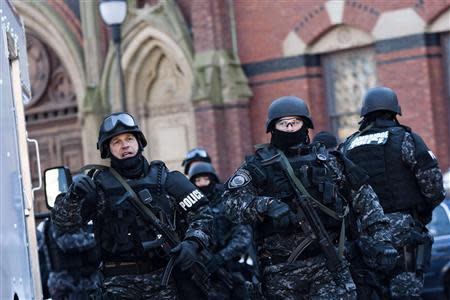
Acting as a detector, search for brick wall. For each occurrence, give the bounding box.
[230,1,450,171]
[194,101,252,179]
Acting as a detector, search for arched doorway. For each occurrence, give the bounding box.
[25,32,84,213]
[101,10,197,172]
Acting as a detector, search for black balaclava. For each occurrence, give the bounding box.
[270,126,309,150]
[110,151,146,179]
[199,184,216,200]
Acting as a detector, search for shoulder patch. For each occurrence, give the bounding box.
[347,131,389,150]
[227,169,252,189]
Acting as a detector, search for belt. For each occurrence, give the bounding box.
[102,261,161,276]
[261,243,321,267]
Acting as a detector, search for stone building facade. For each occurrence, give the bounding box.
[11,0,450,213]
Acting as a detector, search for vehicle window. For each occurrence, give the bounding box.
[427,205,450,236]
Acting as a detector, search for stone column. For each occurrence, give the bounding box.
[80,1,110,164]
[191,0,252,178]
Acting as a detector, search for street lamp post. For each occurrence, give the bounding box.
[99,0,128,112]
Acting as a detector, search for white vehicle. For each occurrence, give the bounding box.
[0,2,43,299]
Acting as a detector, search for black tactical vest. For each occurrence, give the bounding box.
[344,125,423,213]
[251,144,344,230]
[94,161,179,261]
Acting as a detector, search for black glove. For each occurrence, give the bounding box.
[171,240,199,271]
[267,199,291,229]
[206,253,225,274]
[69,175,96,198]
[358,237,398,271]
[376,245,398,270]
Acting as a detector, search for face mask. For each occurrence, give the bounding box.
[270,127,308,149]
[110,151,144,179]
[199,184,216,199]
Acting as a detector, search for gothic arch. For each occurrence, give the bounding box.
[12,2,86,105]
[307,25,374,54]
[101,1,196,170]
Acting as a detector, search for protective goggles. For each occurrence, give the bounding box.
[101,113,136,132]
[185,148,208,160]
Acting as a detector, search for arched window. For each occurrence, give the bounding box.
[322,47,377,141]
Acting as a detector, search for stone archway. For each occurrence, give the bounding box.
[101,3,196,171]
[23,32,84,213]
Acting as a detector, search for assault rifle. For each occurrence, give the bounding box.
[112,170,233,295]
[261,149,344,273]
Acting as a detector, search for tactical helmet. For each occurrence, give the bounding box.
[97,112,147,159]
[188,162,219,184]
[265,96,314,132]
[182,147,211,175]
[312,131,338,149]
[360,86,402,117]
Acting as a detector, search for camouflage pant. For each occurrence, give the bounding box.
[48,270,104,300]
[386,212,427,299]
[103,271,176,300]
[389,272,423,299]
[262,255,357,300]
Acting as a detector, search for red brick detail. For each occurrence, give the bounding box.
[341,1,381,34]
[292,2,331,45]
[413,1,450,23]
[377,47,449,169]
[233,1,327,63]
[427,52,450,169]
[194,100,252,179]
[191,0,233,52]
[48,0,83,45]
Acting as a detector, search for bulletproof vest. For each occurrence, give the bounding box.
[94,161,177,260]
[252,144,344,230]
[345,125,423,213]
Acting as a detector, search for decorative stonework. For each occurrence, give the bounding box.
[22,32,83,212]
[48,67,77,105]
[323,47,377,140]
[193,50,252,104]
[308,25,374,54]
[26,34,50,106]
[25,33,78,123]
[100,0,199,171]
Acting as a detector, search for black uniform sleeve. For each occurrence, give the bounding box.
[165,171,215,248]
[223,158,276,226]
[401,132,445,209]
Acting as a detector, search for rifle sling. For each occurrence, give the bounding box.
[78,164,179,286]
[287,236,313,263]
[276,149,347,259]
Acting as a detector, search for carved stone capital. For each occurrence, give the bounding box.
[193,50,252,104]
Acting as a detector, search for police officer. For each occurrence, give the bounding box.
[342,87,446,299]
[189,162,260,299]
[49,112,216,299]
[223,96,396,299]
[182,147,212,175]
[312,131,338,151]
